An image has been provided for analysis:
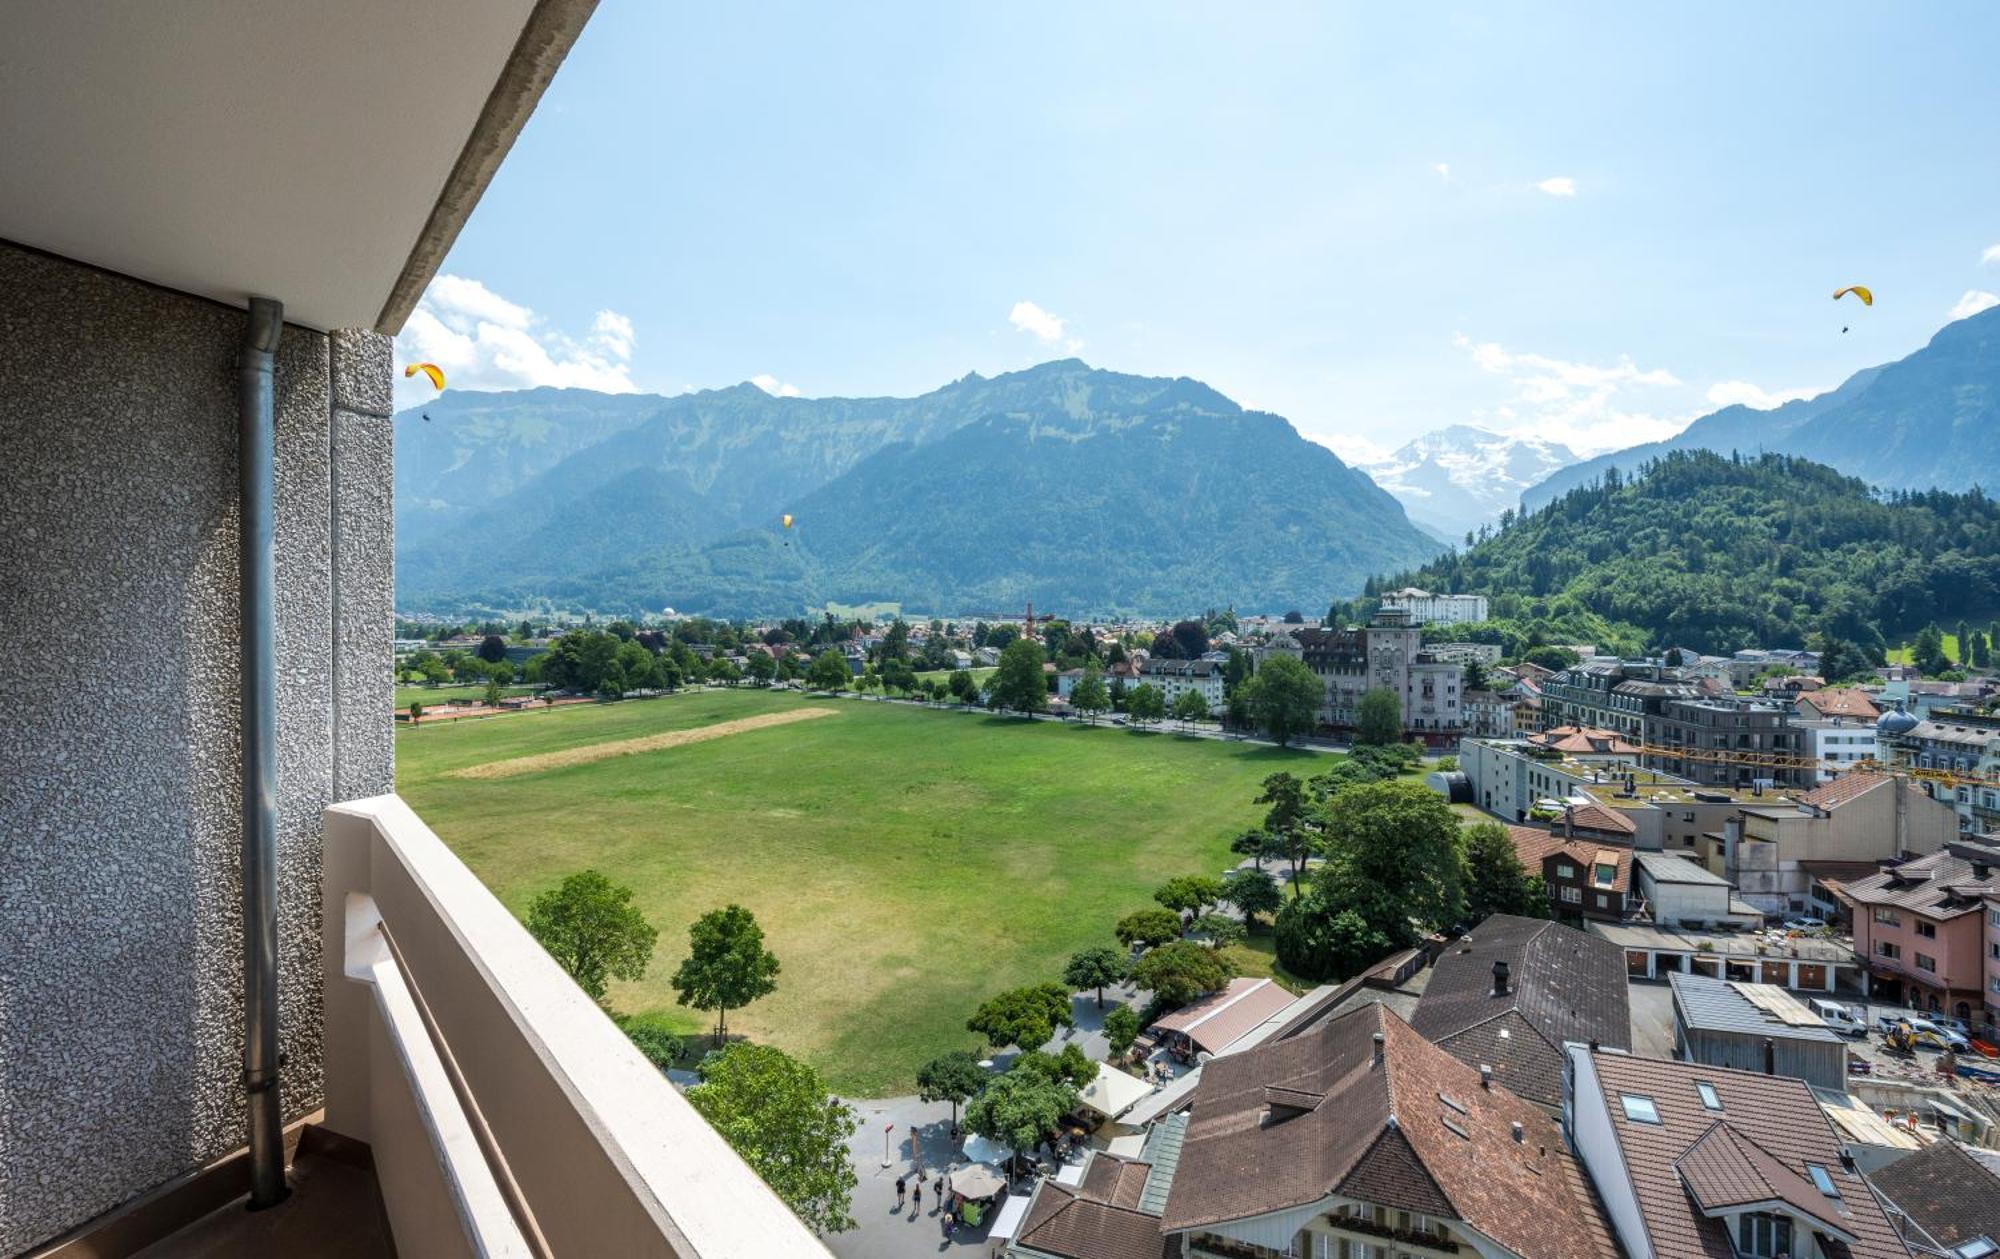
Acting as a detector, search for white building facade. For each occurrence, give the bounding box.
[1379,587,1489,626]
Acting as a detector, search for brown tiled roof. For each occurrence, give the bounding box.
[1015,1180,1173,1259]
[1410,915,1631,1108]
[1837,849,1998,918]
[1798,772,1891,811]
[1506,827,1632,894]
[1147,977,1295,1054]
[1530,725,1641,756]
[1586,1051,1911,1259]
[1802,688,1881,720]
[1565,800,1639,837]
[1676,1122,1855,1240]
[1079,1152,1153,1212]
[1868,1138,2000,1251]
[1161,1003,1616,1258]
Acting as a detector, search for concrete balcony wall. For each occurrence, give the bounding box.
[0,242,394,1253]
[323,795,832,1257]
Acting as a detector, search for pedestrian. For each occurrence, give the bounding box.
[912,1182,922,1215]
[895,1175,905,1207]
[934,1174,946,1209]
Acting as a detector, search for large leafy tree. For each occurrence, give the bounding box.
[617,1013,684,1070]
[967,982,1074,1051]
[1462,821,1543,922]
[1071,664,1110,724]
[1131,940,1232,1007]
[670,904,781,1046]
[991,637,1048,715]
[1125,682,1166,727]
[964,1068,1077,1154]
[1274,897,1394,982]
[915,1050,989,1130]
[1354,688,1402,746]
[807,649,852,691]
[1114,908,1182,949]
[1062,946,1129,1009]
[1171,688,1211,729]
[1316,781,1466,946]
[1153,874,1226,924]
[686,1044,859,1235]
[1229,827,1284,872]
[1256,772,1318,889]
[526,870,658,1002]
[1102,1004,1141,1057]
[1243,654,1321,746]
[1222,867,1282,930]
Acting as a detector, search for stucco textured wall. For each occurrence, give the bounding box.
[0,243,391,1252]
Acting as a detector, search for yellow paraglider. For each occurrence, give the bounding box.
[781,513,794,529]
[1832,286,1873,306]
[404,362,446,390]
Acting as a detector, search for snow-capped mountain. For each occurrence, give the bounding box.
[1361,425,1578,541]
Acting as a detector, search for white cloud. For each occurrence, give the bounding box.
[1009,299,1077,349]
[1981,244,2000,265]
[1536,176,1577,197]
[1949,289,2000,321]
[1432,162,1451,182]
[750,373,802,398]
[1455,333,1684,455]
[395,274,637,405]
[1704,380,1823,410]
[1322,432,1397,466]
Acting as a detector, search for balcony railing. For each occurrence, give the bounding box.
[323,795,831,1258]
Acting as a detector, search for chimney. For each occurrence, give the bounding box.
[1492,959,1511,996]
[1372,1031,1385,1065]
[1763,1037,1776,1076]
[1511,1121,1525,1145]
[1480,1063,1493,1090]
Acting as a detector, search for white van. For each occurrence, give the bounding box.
[1810,999,1867,1036]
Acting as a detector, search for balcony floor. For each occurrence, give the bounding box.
[135,1128,394,1259]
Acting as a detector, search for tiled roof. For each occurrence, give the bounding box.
[1079,1151,1152,1211]
[1868,1138,2000,1251]
[1676,1122,1855,1239]
[1410,915,1631,1108]
[1014,1180,1173,1259]
[1566,800,1639,837]
[1505,827,1632,893]
[1162,1003,1616,1259]
[1531,725,1641,756]
[1798,772,1892,811]
[1802,688,1881,720]
[1147,978,1295,1055]
[1836,849,1999,917]
[1586,1052,1911,1259]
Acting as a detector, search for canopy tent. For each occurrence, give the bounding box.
[949,1163,1007,1198]
[961,1133,1012,1166]
[1077,1062,1153,1121]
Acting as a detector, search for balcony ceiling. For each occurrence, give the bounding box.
[0,1,578,333]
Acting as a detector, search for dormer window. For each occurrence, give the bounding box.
[1737,1212,1794,1257]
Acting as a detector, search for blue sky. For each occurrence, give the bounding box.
[398,2,2000,460]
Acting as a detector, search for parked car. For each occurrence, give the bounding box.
[1810,999,1867,1036]
[1782,916,1828,932]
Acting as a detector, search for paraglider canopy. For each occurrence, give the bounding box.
[404,361,446,390]
[1832,285,1873,306]
[781,513,794,529]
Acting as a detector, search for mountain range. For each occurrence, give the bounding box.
[1522,304,2000,510]
[1359,426,1576,540]
[394,361,1443,617]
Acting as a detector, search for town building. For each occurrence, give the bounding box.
[1506,826,1634,921]
[1424,640,1504,666]
[1138,656,1226,716]
[1408,915,1631,1111]
[1836,839,2000,1024]
[1669,972,1851,1091]
[1,7,828,1256]
[1795,688,1882,724]
[1541,662,1810,789]
[1715,772,1957,919]
[1461,688,1518,737]
[1591,918,1857,990]
[1631,851,1763,930]
[1377,586,1490,626]
[1564,1046,1912,1259]
[1159,1002,1617,1259]
[1261,608,1463,736]
[1868,1138,2000,1259]
[1877,708,2000,836]
[1796,716,1881,781]
[1003,1140,1179,1259]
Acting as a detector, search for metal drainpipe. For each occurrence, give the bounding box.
[239,296,289,1209]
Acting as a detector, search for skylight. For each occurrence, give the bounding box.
[1696,1081,1722,1111]
[1620,1094,1662,1124]
[1806,1164,1841,1198]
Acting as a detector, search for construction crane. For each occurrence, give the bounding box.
[1021,600,1055,638]
[1604,741,2000,793]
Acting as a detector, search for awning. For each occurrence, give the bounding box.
[961,1133,1011,1165]
[987,1193,1030,1242]
[1077,1063,1153,1120]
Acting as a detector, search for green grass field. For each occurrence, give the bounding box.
[394,682,538,709]
[396,689,1317,1095]
[1884,634,1962,667]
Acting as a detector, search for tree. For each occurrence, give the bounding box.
[1114,908,1182,949]
[408,700,423,723]
[1063,946,1129,1008]
[1354,688,1402,746]
[915,1050,988,1131]
[807,649,851,691]
[1167,619,1210,659]
[1811,634,1870,685]
[417,654,450,687]
[746,651,777,685]
[1071,664,1110,724]
[617,1012,684,1070]
[1462,821,1542,921]
[1521,645,1579,671]
[1256,772,1317,888]
[484,675,503,707]
[1125,682,1166,727]
[1190,913,1245,948]
[670,904,781,1046]
[1222,867,1282,930]
[1172,688,1210,730]
[477,633,508,664]
[1131,940,1232,1007]
[686,1043,858,1235]
[964,1068,1077,1155]
[967,982,1074,1051]
[1229,827,1282,872]
[1282,609,1305,624]
[1153,874,1226,925]
[1462,659,1489,692]
[1316,781,1466,947]
[526,870,658,1003]
[1914,623,1949,676]
[1662,647,1683,668]
[1014,1042,1098,1091]
[991,637,1048,715]
[1274,898,1394,982]
[1242,654,1321,746]
[1102,1004,1141,1058]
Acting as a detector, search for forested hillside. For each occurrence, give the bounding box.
[1370,450,2000,657]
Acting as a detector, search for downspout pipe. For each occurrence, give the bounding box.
[239,297,289,1210]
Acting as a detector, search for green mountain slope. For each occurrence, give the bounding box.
[1378,449,2000,656]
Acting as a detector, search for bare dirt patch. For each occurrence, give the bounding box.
[449,706,838,781]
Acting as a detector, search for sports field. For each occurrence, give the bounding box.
[396,688,1316,1095]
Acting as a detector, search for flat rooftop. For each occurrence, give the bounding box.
[1587,921,1853,963]
[1669,972,1844,1042]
